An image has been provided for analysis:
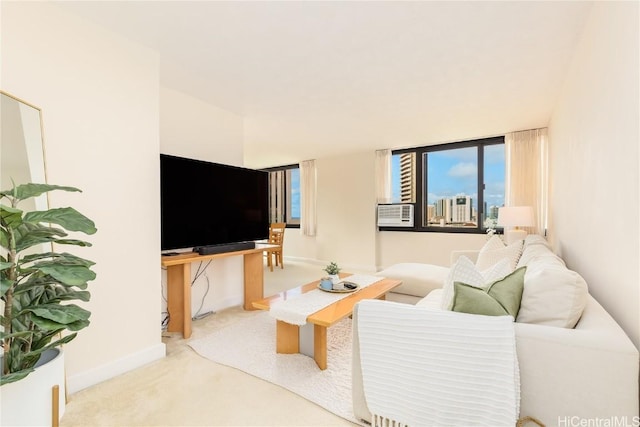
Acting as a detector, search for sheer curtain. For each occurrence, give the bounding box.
[375,149,392,204]
[300,159,317,237]
[505,128,548,235]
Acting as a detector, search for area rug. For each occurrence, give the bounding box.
[188,312,364,425]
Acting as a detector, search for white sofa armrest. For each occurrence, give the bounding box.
[515,295,639,424]
[450,250,479,265]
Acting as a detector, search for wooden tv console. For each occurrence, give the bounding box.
[161,244,276,338]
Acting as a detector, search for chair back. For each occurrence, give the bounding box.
[269,222,286,247]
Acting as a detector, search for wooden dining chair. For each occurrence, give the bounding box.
[267,222,286,272]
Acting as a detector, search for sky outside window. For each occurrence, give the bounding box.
[391,143,505,227]
[426,147,478,206]
[391,154,401,202]
[289,168,300,219]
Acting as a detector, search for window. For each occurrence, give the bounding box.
[389,136,505,233]
[264,164,300,227]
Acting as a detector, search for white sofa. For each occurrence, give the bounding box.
[353,235,640,425]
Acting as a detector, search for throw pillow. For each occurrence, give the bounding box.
[516,243,562,269]
[516,260,588,328]
[476,236,524,271]
[451,267,526,318]
[440,256,512,310]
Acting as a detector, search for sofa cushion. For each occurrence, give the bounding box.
[476,236,524,271]
[517,259,588,328]
[376,263,449,298]
[517,241,562,268]
[440,256,512,310]
[451,267,526,318]
[523,234,551,249]
[416,288,443,308]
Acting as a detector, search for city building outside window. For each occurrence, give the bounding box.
[389,136,505,233]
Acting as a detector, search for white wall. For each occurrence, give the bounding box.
[315,152,378,271]
[160,86,244,165]
[548,2,639,348]
[378,231,487,269]
[283,152,379,272]
[1,2,165,391]
[159,87,248,314]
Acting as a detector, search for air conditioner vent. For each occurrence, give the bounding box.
[377,204,414,227]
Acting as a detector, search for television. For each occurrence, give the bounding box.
[160,154,269,253]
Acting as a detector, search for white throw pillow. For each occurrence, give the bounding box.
[516,259,588,328]
[517,243,563,269]
[483,258,514,283]
[479,235,505,252]
[476,236,524,271]
[440,256,512,310]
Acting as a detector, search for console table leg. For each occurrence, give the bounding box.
[166,263,192,338]
[276,321,299,353]
[243,252,263,310]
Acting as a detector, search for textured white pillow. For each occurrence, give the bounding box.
[440,256,512,310]
[517,259,588,328]
[476,236,524,271]
[479,235,505,252]
[483,258,514,282]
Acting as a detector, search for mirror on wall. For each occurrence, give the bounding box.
[1,91,48,212]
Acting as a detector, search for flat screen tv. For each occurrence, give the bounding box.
[160,154,269,252]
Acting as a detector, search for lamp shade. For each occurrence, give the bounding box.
[497,206,534,228]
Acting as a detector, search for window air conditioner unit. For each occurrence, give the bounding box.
[377,204,414,227]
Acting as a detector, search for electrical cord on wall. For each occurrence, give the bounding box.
[160,269,170,330]
[192,260,211,284]
[192,260,215,320]
[161,261,216,330]
[161,311,170,330]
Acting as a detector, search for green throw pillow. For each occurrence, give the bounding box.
[451,266,526,318]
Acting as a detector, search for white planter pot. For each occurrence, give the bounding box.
[1,348,66,426]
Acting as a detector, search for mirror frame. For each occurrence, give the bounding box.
[1,90,50,203]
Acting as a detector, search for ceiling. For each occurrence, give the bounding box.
[58,1,593,168]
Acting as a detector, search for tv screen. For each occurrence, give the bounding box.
[160,154,269,251]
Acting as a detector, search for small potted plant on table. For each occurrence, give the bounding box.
[323,261,341,285]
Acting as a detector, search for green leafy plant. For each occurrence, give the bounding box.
[1,183,97,386]
[323,261,340,276]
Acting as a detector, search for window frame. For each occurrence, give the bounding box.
[263,163,301,229]
[383,136,505,234]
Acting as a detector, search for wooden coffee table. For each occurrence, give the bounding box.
[252,275,402,370]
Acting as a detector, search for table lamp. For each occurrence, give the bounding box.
[497,206,534,244]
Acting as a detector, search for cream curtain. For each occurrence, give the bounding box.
[505,128,548,235]
[375,149,392,204]
[300,159,317,237]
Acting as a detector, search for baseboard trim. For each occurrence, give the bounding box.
[283,256,325,266]
[66,342,166,394]
[283,256,377,274]
[212,295,243,312]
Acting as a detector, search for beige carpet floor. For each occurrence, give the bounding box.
[60,260,359,426]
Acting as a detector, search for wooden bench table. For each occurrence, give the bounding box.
[252,274,402,370]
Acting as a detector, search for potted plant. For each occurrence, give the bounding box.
[1,183,96,424]
[323,261,341,284]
